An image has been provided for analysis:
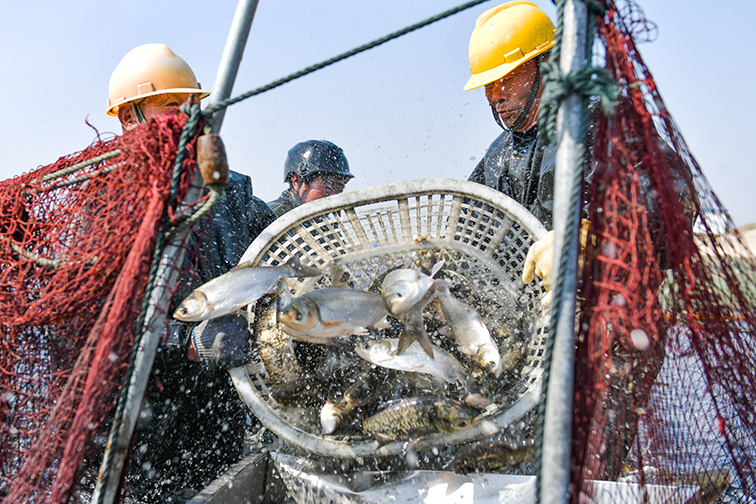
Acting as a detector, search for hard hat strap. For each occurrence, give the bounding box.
[131,101,147,124]
[290,177,312,207]
[494,54,543,132]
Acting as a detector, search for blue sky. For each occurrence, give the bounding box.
[1,1,754,226]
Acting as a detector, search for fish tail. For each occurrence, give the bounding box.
[397,310,434,358]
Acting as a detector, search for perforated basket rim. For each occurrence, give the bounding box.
[229,178,549,457]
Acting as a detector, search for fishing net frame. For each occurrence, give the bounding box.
[228,178,550,457]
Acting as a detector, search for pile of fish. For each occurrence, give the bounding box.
[174,254,533,458]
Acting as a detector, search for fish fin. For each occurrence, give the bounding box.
[397,310,434,358]
[232,260,254,270]
[329,262,349,287]
[351,326,370,336]
[372,315,392,329]
[287,255,322,278]
[277,281,293,309]
[430,260,445,278]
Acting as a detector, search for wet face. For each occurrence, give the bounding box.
[484,58,542,132]
[294,173,349,204]
[117,93,191,131]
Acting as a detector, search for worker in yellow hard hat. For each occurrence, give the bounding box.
[464,2,562,298]
[105,43,276,502]
[464,0,555,131]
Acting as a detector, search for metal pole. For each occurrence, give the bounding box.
[91,2,258,502]
[540,0,589,503]
[208,0,260,133]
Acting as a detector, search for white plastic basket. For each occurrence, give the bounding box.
[228,178,549,457]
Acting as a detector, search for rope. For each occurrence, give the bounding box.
[32,149,123,184]
[164,183,223,240]
[0,233,98,269]
[24,150,124,196]
[43,162,126,192]
[201,0,493,118]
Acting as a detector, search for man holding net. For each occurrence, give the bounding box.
[105,43,276,501]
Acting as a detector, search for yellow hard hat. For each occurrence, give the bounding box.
[107,43,211,116]
[464,1,556,91]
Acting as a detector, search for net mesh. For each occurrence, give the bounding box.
[0,113,202,503]
[570,0,756,501]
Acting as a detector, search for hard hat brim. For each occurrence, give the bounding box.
[107,88,211,117]
[463,41,554,91]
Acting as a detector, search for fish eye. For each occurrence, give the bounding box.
[295,312,303,321]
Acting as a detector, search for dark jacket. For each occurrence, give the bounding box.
[267,190,296,217]
[468,119,696,239]
[468,127,559,229]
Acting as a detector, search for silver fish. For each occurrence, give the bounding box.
[173,256,321,322]
[355,338,465,384]
[434,280,502,377]
[279,287,391,343]
[363,396,479,444]
[380,261,443,315]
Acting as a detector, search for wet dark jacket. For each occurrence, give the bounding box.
[468,120,696,239]
[126,171,276,502]
[468,127,559,229]
[267,190,296,217]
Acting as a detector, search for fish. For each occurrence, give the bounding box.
[362,396,479,444]
[355,338,465,385]
[380,261,444,315]
[279,287,392,344]
[320,371,376,434]
[173,256,322,322]
[451,437,535,475]
[254,294,302,389]
[434,279,502,377]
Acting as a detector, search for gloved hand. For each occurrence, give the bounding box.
[522,220,591,307]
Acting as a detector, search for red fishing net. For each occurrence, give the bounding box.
[571,0,756,501]
[0,113,202,503]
